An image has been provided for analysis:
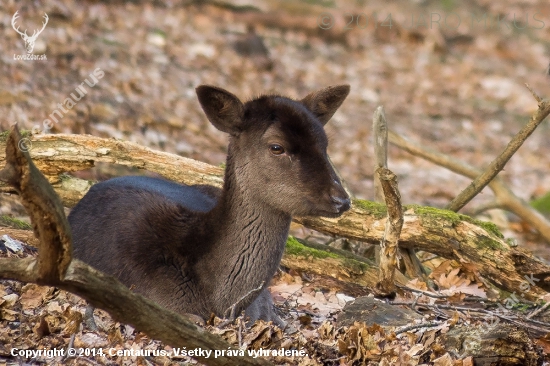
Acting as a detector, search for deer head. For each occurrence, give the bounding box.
[12,11,49,54]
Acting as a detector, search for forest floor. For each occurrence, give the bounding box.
[1,0,550,364]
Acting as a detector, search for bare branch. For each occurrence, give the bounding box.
[0,125,71,283]
[446,96,550,212]
[471,201,504,216]
[372,106,388,202]
[525,83,542,104]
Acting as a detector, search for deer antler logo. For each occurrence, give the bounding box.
[11,10,49,54]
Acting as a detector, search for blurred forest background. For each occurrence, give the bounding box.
[1,0,550,256]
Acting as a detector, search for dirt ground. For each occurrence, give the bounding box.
[2,0,550,255]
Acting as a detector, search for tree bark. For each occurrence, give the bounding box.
[375,168,403,296]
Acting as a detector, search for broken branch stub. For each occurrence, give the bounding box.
[0,124,72,283]
[375,168,403,296]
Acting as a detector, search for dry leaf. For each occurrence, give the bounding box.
[433,352,453,366]
[449,311,460,326]
[20,284,55,310]
[429,260,455,280]
[406,278,428,291]
[33,315,50,337]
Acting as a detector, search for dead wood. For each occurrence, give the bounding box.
[444,325,542,365]
[446,90,550,212]
[2,228,406,295]
[2,132,550,299]
[372,106,387,203]
[281,237,408,289]
[375,168,403,296]
[0,125,271,366]
[0,128,72,283]
[372,105,422,281]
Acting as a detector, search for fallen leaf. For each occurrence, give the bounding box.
[20,284,55,310]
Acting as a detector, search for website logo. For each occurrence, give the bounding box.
[12,10,48,61]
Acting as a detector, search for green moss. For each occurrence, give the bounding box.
[353,200,504,239]
[405,204,503,239]
[352,199,388,219]
[285,236,371,273]
[511,302,531,312]
[0,215,32,230]
[285,236,338,259]
[475,221,504,239]
[0,130,8,141]
[353,200,505,249]
[342,258,370,273]
[0,129,32,143]
[475,234,502,250]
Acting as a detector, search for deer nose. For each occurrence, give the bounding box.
[330,195,351,211]
[330,180,351,212]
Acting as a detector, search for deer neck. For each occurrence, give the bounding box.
[205,153,291,309]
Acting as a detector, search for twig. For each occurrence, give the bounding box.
[420,254,438,263]
[372,106,387,268]
[525,317,550,327]
[373,107,423,281]
[446,94,550,212]
[394,302,487,313]
[84,304,99,331]
[64,333,76,361]
[486,310,550,334]
[396,285,449,299]
[527,301,550,319]
[411,294,420,308]
[392,301,550,334]
[471,200,504,215]
[525,83,542,104]
[373,106,388,203]
[395,322,441,335]
[238,318,243,348]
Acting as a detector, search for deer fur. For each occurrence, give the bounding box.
[69,84,351,325]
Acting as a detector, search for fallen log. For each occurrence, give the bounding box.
[1,132,550,299]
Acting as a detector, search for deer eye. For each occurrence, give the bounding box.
[269,144,285,155]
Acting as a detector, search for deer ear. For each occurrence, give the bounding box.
[196,85,244,135]
[300,85,350,125]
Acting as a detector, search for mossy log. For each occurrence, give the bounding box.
[2,133,550,299]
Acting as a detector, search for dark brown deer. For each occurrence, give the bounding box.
[68,85,351,325]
